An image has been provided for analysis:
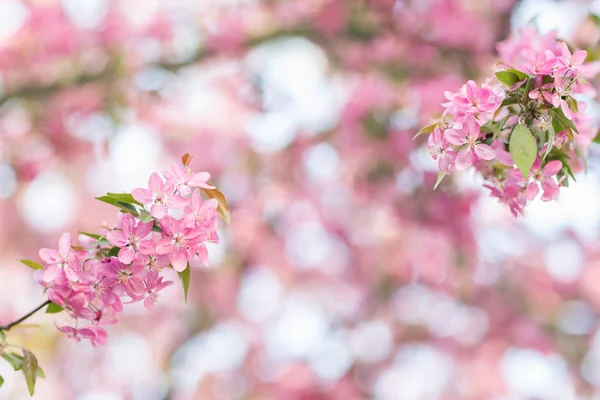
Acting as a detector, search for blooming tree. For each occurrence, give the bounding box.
[0,154,228,395]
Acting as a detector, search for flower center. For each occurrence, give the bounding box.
[173,233,186,248]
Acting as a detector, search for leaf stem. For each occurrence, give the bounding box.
[0,301,51,332]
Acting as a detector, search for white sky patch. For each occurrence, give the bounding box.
[374,345,453,400]
[0,1,28,43]
[0,164,17,199]
[512,0,588,40]
[62,0,109,29]
[237,268,283,323]
[521,172,600,241]
[265,293,329,360]
[501,348,576,399]
[171,322,248,393]
[20,171,77,233]
[86,123,163,195]
[244,37,346,153]
[543,239,585,283]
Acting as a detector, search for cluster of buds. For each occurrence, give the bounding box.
[419,28,600,216]
[23,154,228,345]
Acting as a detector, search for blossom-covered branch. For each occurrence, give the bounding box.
[0,153,228,395]
[419,28,600,216]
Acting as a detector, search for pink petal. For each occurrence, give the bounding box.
[150,204,167,219]
[190,189,201,210]
[526,182,539,200]
[542,160,562,176]
[39,248,60,264]
[462,115,481,140]
[118,247,136,264]
[170,250,189,272]
[121,214,135,235]
[189,172,214,188]
[156,239,174,255]
[58,233,72,255]
[474,143,495,161]
[541,178,560,201]
[196,244,209,267]
[138,239,157,255]
[455,148,474,170]
[134,220,153,238]
[43,265,61,282]
[106,230,128,247]
[444,129,465,146]
[148,172,163,192]
[165,194,189,209]
[573,50,587,66]
[132,188,153,204]
[144,295,155,309]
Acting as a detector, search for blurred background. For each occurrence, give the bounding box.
[3,0,600,399]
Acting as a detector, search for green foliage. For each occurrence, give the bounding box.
[178,263,191,302]
[22,349,38,395]
[510,124,537,177]
[413,122,438,140]
[46,302,63,314]
[18,259,43,271]
[495,71,521,86]
[433,171,446,190]
[79,231,102,240]
[107,246,120,258]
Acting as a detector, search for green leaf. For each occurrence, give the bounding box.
[0,375,4,388]
[495,71,520,86]
[18,259,43,271]
[550,107,578,134]
[46,302,63,314]
[107,246,120,258]
[544,124,555,159]
[480,124,496,134]
[139,209,155,223]
[2,352,23,370]
[95,196,139,216]
[36,366,45,379]
[500,98,518,107]
[509,124,537,177]
[106,192,142,206]
[79,231,102,240]
[22,349,38,395]
[178,263,191,303]
[413,122,438,140]
[433,171,447,190]
[506,68,529,81]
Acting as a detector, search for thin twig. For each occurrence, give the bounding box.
[0,300,51,332]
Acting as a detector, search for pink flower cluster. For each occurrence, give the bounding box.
[33,158,221,345]
[425,29,600,216]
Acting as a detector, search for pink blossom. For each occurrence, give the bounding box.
[38,233,87,282]
[106,214,155,264]
[428,127,456,173]
[451,80,503,115]
[99,257,147,298]
[135,271,173,309]
[132,172,188,219]
[445,115,495,170]
[556,42,587,77]
[163,162,214,196]
[524,49,556,76]
[156,215,209,271]
[56,324,97,343]
[510,158,562,201]
[63,292,96,320]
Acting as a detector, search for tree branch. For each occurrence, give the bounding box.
[0,300,51,332]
